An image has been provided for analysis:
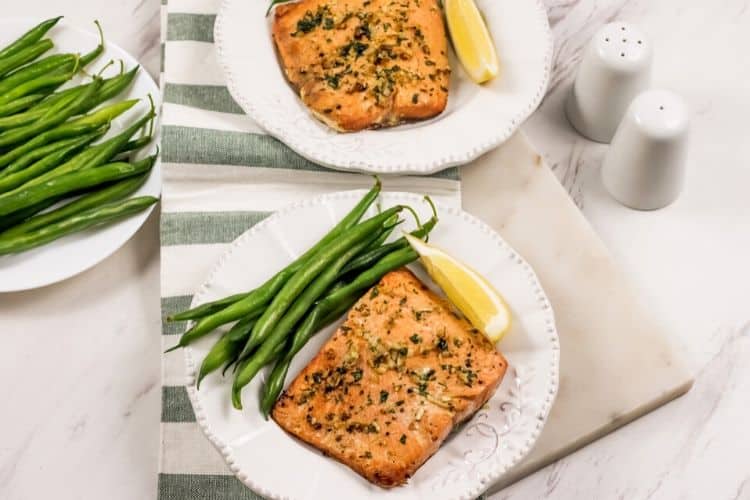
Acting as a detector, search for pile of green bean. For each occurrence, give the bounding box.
[0,18,158,255]
[167,180,439,415]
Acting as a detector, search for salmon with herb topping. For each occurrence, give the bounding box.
[272,268,507,487]
[272,0,451,131]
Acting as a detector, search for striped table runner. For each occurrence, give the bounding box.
[158,1,462,498]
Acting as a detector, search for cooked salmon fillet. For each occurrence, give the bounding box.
[272,0,451,131]
[272,268,507,487]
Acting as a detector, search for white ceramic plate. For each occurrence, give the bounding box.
[214,0,552,174]
[0,18,161,293]
[184,190,559,500]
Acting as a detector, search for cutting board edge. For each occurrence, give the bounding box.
[487,376,694,494]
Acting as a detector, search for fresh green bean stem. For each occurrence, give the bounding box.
[166,180,382,325]
[339,215,437,276]
[0,196,158,255]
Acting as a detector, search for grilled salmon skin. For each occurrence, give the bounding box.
[272,0,451,131]
[272,268,507,487]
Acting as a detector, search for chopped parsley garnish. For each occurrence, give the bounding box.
[325,73,340,89]
[435,336,448,351]
[399,434,407,444]
[352,368,363,381]
[410,333,422,344]
[380,390,389,403]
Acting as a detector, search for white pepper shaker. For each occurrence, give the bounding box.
[566,22,653,143]
[601,89,690,210]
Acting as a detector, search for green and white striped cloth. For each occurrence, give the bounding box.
[158,1,462,498]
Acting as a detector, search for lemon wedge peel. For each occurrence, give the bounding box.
[404,234,511,343]
[444,0,500,84]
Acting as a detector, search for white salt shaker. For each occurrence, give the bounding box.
[601,89,689,210]
[566,22,653,143]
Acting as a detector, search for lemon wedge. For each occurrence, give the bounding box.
[405,234,511,343]
[444,0,499,84]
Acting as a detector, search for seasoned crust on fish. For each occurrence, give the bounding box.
[272,268,507,487]
[272,0,451,132]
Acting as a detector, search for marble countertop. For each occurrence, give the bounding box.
[1,1,748,499]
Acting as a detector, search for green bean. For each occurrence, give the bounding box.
[196,314,259,388]
[236,206,402,363]
[0,53,75,96]
[259,247,424,414]
[1,135,96,178]
[0,154,156,217]
[231,216,396,409]
[166,180,382,325]
[260,294,359,417]
[26,105,151,186]
[196,334,243,390]
[0,17,62,59]
[0,69,139,132]
[0,76,101,149]
[364,213,399,250]
[0,121,102,169]
[112,136,153,161]
[0,196,158,255]
[169,293,251,323]
[0,64,77,106]
[0,199,57,232]
[0,129,105,193]
[36,66,139,112]
[0,21,100,94]
[80,66,139,111]
[261,238,428,408]
[77,21,105,68]
[0,169,147,239]
[168,181,382,324]
[0,84,80,131]
[0,39,54,78]
[0,94,45,117]
[226,313,260,343]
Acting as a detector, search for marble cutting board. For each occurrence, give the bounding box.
[461,132,693,492]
